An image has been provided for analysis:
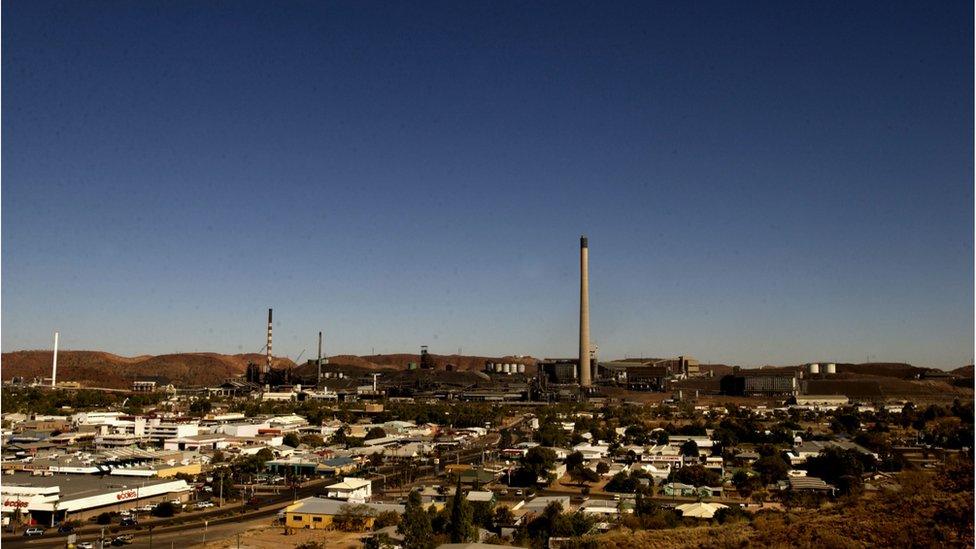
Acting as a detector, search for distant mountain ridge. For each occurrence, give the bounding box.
[0,351,296,389]
[0,350,967,390]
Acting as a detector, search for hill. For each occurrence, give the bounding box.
[952,365,974,378]
[0,351,296,389]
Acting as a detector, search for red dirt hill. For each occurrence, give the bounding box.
[1,351,295,389]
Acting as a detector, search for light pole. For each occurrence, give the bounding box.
[203,520,208,545]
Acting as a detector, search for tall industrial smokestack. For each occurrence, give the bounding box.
[51,331,59,387]
[579,236,591,388]
[317,331,323,383]
[265,309,273,374]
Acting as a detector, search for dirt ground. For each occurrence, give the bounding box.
[204,523,366,549]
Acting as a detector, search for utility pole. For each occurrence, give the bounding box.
[148,525,154,549]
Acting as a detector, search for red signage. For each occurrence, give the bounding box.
[3,500,29,508]
[116,490,138,501]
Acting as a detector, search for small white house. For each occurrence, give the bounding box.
[325,477,372,502]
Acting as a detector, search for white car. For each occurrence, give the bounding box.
[76,543,95,549]
[138,505,155,512]
[196,501,215,509]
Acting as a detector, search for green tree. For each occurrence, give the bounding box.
[493,505,515,526]
[283,432,301,448]
[565,451,585,471]
[365,427,387,440]
[673,465,721,487]
[680,439,699,458]
[333,504,373,531]
[499,429,513,448]
[805,447,873,495]
[596,462,610,475]
[373,510,400,530]
[300,434,325,447]
[732,470,760,498]
[524,447,556,476]
[398,490,433,549]
[536,422,568,447]
[753,454,790,485]
[448,478,475,543]
[189,399,213,415]
[568,466,599,487]
[330,426,349,446]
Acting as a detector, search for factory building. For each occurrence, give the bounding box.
[538,359,579,384]
[721,369,798,396]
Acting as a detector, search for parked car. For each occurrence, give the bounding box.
[137,504,155,512]
[58,523,75,534]
[23,527,45,537]
[111,534,134,546]
[119,517,138,527]
[170,499,184,506]
[76,542,95,549]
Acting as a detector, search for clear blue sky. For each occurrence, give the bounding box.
[3,1,972,368]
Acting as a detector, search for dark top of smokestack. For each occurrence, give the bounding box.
[268,308,273,323]
[580,236,588,248]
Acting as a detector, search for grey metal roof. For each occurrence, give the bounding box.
[288,497,403,516]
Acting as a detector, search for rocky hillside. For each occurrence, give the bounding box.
[0,351,295,389]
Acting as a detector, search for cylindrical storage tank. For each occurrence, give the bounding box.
[825,363,836,374]
[503,364,512,374]
[808,363,820,375]
[486,362,494,372]
[495,363,504,372]
[517,364,526,374]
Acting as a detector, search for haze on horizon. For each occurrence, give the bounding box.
[2,2,972,369]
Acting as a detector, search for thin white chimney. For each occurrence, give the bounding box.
[51,331,59,387]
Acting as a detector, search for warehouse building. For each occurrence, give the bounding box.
[721,369,798,396]
[1,472,191,526]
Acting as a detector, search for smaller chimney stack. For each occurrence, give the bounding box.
[51,331,59,387]
[317,331,323,384]
[265,308,273,374]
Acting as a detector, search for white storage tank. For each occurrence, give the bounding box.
[517,364,526,374]
[825,363,837,374]
[808,363,820,375]
[503,363,512,374]
[495,363,504,373]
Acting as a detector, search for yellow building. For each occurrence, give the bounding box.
[284,497,403,530]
